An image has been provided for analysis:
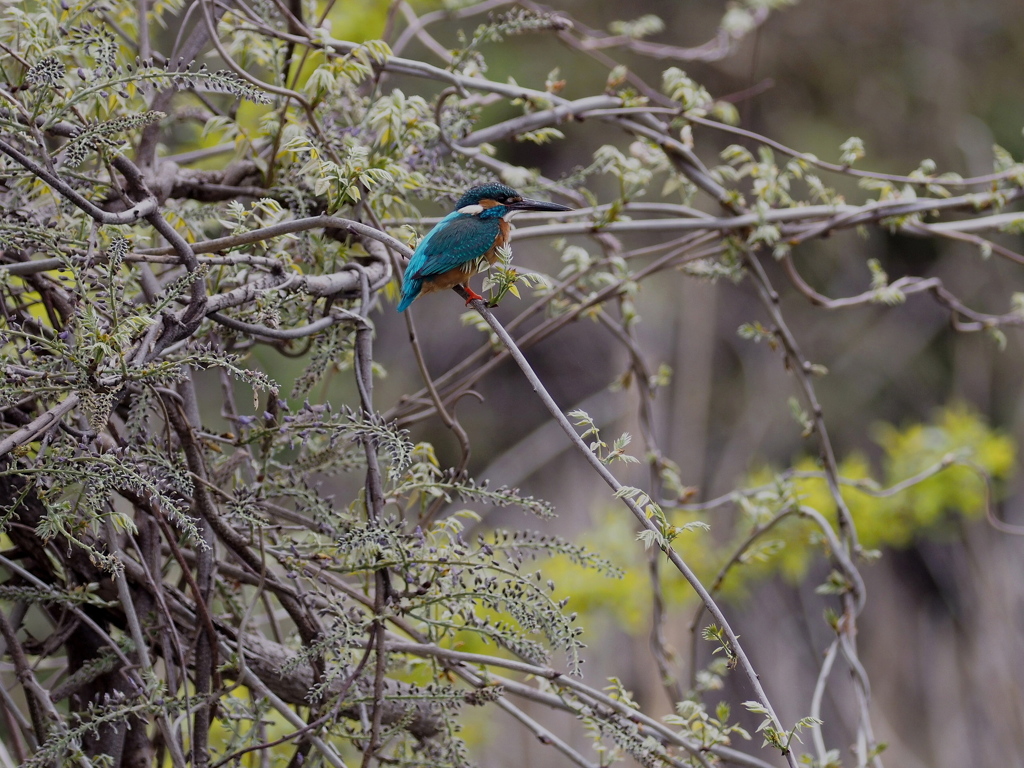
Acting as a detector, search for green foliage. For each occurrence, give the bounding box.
[480,244,550,306]
[731,401,1015,569]
[663,68,714,114]
[609,15,665,39]
[594,144,658,201]
[859,404,1014,543]
[544,403,1014,642]
[867,258,907,305]
[839,136,866,166]
[570,409,640,466]
[62,111,166,168]
[393,524,611,673]
[25,693,173,768]
[743,701,821,752]
[665,699,751,751]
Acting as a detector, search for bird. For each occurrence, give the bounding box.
[397,182,572,312]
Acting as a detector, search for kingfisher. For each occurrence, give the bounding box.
[397,182,572,311]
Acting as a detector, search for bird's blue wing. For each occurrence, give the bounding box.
[407,213,501,279]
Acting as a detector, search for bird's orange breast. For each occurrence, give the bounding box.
[482,219,512,264]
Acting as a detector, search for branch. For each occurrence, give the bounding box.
[0,396,80,458]
[463,294,800,768]
[540,2,770,63]
[229,634,444,740]
[228,648,350,768]
[687,113,1023,188]
[0,138,157,225]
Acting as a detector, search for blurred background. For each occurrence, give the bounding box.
[255,0,1024,765]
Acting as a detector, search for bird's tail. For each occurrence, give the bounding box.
[397,277,422,312]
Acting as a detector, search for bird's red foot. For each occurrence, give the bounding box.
[462,286,485,305]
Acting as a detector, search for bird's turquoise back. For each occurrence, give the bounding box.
[397,212,503,311]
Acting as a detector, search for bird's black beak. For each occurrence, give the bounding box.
[509,197,573,213]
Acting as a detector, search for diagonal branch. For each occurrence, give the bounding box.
[461,291,801,768]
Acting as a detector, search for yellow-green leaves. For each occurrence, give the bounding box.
[662,67,714,114]
[609,15,665,39]
[839,136,866,166]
